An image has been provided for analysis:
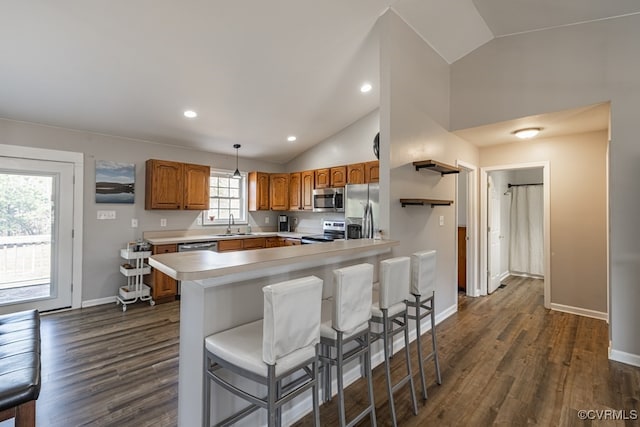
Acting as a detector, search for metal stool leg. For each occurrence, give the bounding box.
[403,309,418,415]
[365,333,377,427]
[336,332,347,427]
[382,310,398,427]
[430,298,442,385]
[414,295,428,400]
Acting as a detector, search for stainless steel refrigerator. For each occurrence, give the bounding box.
[344,183,379,239]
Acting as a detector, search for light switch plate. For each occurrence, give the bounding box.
[131,218,138,228]
[97,210,116,220]
[160,218,167,227]
[439,215,444,226]
[265,217,270,224]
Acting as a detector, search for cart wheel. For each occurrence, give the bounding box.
[122,305,127,312]
[150,300,155,306]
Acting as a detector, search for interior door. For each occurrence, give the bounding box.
[0,157,74,313]
[487,175,501,294]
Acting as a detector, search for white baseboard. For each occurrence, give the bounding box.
[609,345,640,368]
[550,303,608,321]
[82,296,116,308]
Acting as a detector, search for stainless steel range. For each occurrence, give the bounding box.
[301,220,345,244]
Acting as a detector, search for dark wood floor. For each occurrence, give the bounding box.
[4,276,639,426]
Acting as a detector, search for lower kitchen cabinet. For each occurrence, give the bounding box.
[150,244,178,301]
[266,237,281,248]
[284,238,301,246]
[217,239,244,252]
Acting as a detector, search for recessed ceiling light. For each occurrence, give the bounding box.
[183,110,197,119]
[360,83,372,93]
[513,127,541,139]
[287,136,297,142]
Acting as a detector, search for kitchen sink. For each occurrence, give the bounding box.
[210,233,253,237]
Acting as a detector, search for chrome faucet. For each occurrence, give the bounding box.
[226,214,235,234]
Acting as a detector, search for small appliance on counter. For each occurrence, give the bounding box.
[301,220,345,244]
[278,215,290,232]
[347,223,362,239]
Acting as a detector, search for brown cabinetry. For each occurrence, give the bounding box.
[315,168,330,189]
[330,166,347,187]
[269,173,289,211]
[347,163,365,184]
[150,244,178,301]
[283,238,302,246]
[301,170,314,210]
[145,159,210,210]
[243,237,266,250]
[289,172,301,210]
[365,160,379,183]
[217,239,244,252]
[266,237,281,248]
[248,172,270,211]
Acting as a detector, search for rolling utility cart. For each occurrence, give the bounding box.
[116,248,155,312]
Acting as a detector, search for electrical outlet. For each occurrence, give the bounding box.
[196,216,202,225]
[131,218,138,228]
[160,218,167,227]
[265,217,270,224]
[439,215,444,226]
[97,210,116,220]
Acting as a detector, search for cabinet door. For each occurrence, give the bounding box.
[270,173,289,211]
[330,166,347,187]
[315,168,330,189]
[249,172,270,211]
[365,160,379,183]
[243,237,266,250]
[301,170,315,210]
[284,238,301,246]
[266,237,281,248]
[289,172,301,211]
[145,160,183,209]
[218,239,244,252]
[151,244,177,300]
[183,163,210,210]
[347,163,365,184]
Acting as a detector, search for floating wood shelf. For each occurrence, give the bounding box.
[400,198,453,208]
[413,160,460,176]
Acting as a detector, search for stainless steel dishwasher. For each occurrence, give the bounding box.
[176,241,218,294]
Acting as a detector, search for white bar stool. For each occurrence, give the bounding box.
[370,256,418,427]
[406,250,442,400]
[203,276,323,427]
[319,263,377,427]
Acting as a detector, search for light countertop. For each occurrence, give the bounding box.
[149,238,398,281]
[144,231,307,245]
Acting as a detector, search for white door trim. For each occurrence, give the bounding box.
[480,161,550,308]
[0,144,83,309]
[456,160,479,297]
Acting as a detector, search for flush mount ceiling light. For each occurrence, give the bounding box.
[513,127,541,139]
[287,136,297,142]
[232,144,241,179]
[183,110,197,119]
[360,82,372,93]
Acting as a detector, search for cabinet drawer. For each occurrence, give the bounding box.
[153,244,177,254]
[217,239,244,252]
[266,237,281,248]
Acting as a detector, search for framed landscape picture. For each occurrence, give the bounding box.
[95,161,135,204]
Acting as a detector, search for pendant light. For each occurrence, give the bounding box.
[232,144,241,178]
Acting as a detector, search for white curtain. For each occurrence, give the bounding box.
[509,185,544,276]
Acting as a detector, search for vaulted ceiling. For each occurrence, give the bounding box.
[1,1,637,163]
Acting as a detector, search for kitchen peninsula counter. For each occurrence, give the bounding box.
[152,238,398,427]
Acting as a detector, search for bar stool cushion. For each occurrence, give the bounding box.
[205,320,316,377]
[332,263,373,332]
[410,250,436,296]
[320,300,369,340]
[376,256,410,309]
[262,276,322,365]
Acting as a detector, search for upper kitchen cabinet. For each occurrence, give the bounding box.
[347,163,365,185]
[365,160,379,183]
[145,159,210,210]
[289,172,301,211]
[330,166,347,187]
[315,168,330,189]
[248,171,270,211]
[269,173,289,211]
[301,170,314,210]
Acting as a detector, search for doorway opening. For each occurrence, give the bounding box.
[480,162,550,308]
[0,144,83,314]
[456,161,478,298]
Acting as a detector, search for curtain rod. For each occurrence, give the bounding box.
[508,183,543,188]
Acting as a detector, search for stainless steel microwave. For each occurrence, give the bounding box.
[312,188,344,212]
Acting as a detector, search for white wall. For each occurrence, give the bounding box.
[451,15,637,358]
[0,118,283,303]
[379,10,479,317]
